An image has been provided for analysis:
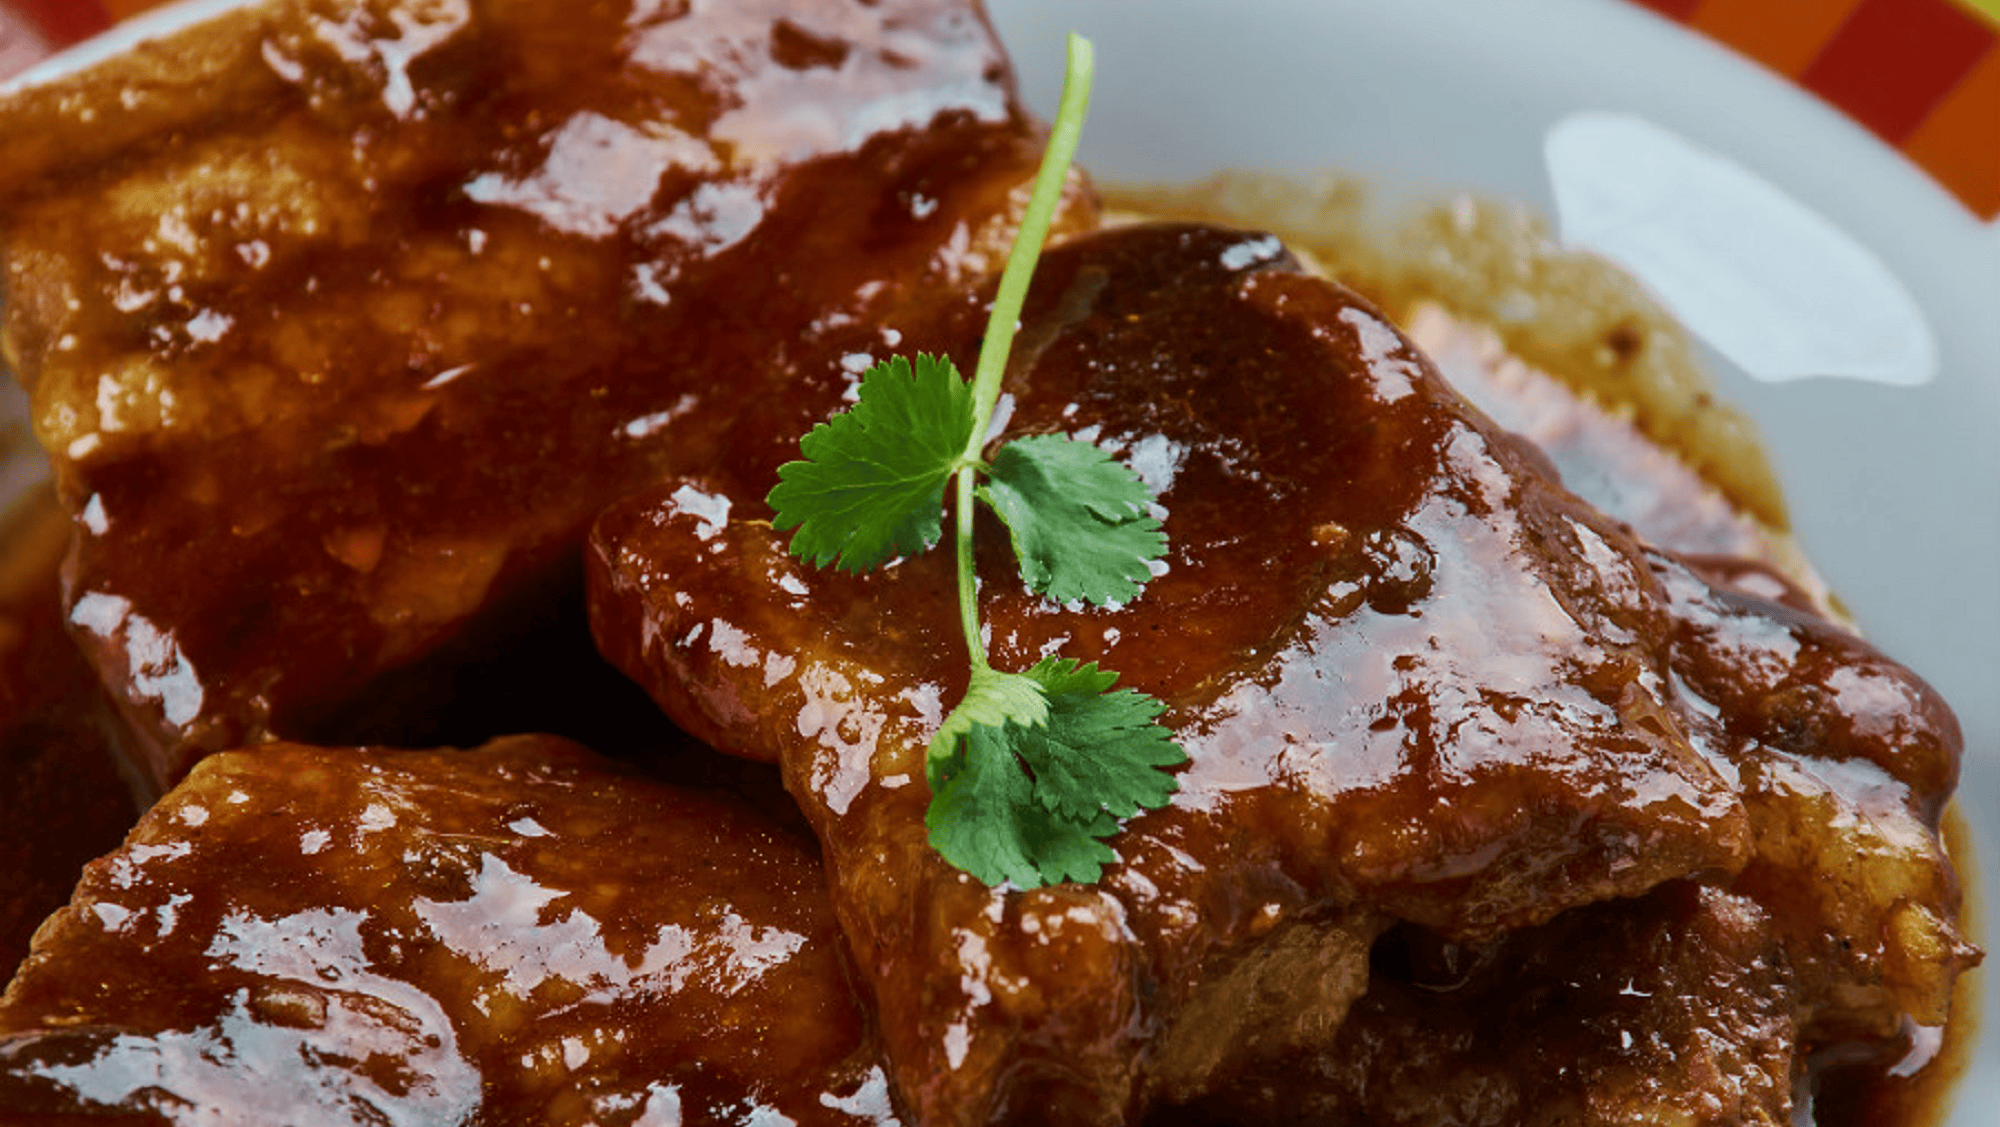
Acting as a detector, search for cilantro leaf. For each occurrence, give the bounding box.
[1015,657,1183,820]
[922,658,1181,888]
[980,434,1165,605]
[767,354,975,572]
[926,721,1119,888]
[766,37,1185,891]
[926,665,1049,766]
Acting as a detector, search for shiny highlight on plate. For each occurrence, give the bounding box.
[1545,111,1937,387]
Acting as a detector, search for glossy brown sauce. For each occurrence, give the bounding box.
[589,221,1973,1126]
[0,736,893,1125]
[1107,175,1980,1127]
[1106,174,1789,535]
[1,210,1975,1127]
[0,0,1086,795]
[0,5,1978,1125]
[4,195,1976,1127]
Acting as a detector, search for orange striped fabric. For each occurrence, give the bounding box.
[1635,0,2000,217]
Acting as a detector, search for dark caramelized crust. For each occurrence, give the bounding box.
[580,222,1977,1125]
[0,735,896,1126]
[0,0,1093,791]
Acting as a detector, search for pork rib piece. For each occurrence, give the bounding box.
[1161,881,1799,1127]
[0,734,896,1125]
[0,0,1091,792]
[0,491,140,982]
[590,222,1967,1124]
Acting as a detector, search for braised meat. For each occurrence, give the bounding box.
[1152,879,1808,1127]
[0,489,140,981]
[0,2,1977,1123]
[1659,554,1972,1043]
[0,734,894,1125]
[1159,881,1798,1126]
[0,0,1092,793]
[587,223,1974,1126]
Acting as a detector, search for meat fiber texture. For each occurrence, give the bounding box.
[0,0,1094,794]
[587,223,1976,1126]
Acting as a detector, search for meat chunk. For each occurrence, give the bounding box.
[0,489,140,981]
[1158,882,1799,1127]
[583,222,1972,1125]
[0,0,1093,792]
[0,735,895,1125]
[1657,556,1975,1042]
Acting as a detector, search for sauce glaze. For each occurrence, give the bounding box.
[0,0,1091,793]
[589,223,1973,1126]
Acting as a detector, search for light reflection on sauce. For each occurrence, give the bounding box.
[1107,172,1977,1127]
[0,21,1968,1111]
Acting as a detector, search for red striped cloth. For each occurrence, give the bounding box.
[6,0,110,47]
[1635,0,1999,217]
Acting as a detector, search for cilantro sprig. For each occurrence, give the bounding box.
[767,35,1185,888]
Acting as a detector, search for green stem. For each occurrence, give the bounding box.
[953,464,986,669]
[954,32,1094,669]
[961,32,1094,457]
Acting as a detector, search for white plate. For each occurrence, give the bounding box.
[987,0,1998,1120]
